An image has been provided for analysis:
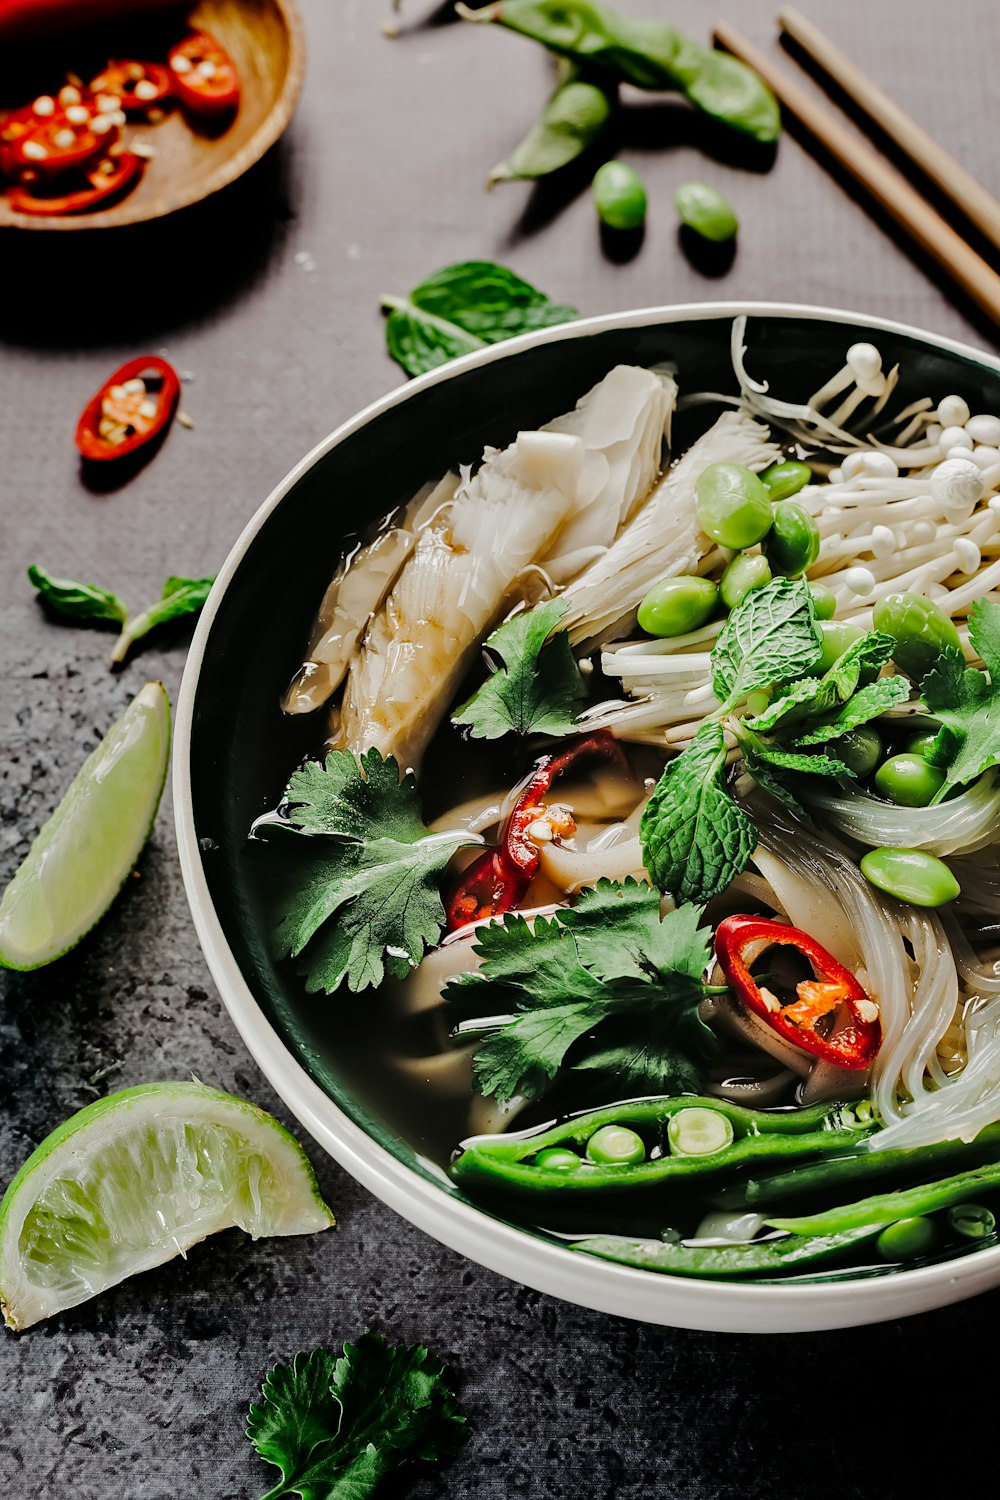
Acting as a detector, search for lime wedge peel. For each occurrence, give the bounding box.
[0,680,171,971]
[0,1081,335,1331]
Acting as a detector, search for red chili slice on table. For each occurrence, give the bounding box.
[74,354,180,461]
[91,60,173,117]
[714,914,882,1071]
[9,150,144,217]
[168,31,240,116]
[5,108,113,179]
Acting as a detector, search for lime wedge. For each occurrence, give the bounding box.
[0,681,171,970]
[0,1081,335,1330]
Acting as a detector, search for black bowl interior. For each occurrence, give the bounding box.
[188,310,1000,1207]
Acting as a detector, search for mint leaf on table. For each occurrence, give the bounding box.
[639,722,757,904]
[452,598,586,739]
[921,598,1000,800]
[28,564,127,625]
[272,748,480,993]
[109,575,214,664]
[711,577,822,713]
[446,879,715,1102]
[246,1336,466,1500]
[381,260,577,377]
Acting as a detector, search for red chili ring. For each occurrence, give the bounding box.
[74,354,180,462]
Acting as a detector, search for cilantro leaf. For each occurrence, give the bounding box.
[29,565,214,665]
[921,601,1000,799]
[711,577,822,712]
[446,880,715,1102]
[639,722,757,903]
[452,598,585,740]
[272,749,479,993]
[109,575,214,664]
[28,563,127,625]
[246,1336,466,1500]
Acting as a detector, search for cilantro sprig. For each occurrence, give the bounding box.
[452,597,585,740]
[271,749,480,993]
[246,1336,466,1500]
[446,879,715,1103]
[922,598,1000,800]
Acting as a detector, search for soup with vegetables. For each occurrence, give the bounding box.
[255,318,1000,1282]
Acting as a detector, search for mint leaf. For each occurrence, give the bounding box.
[639,722,757,903]
[381,260,577,377]
[271,749,479,993]
[738,725,850,811]
[921,600,1000,799]
[742,633,895,733]
[791,675,910,746]
[246,1337,466,1500]
[28,564,127,625]
[711,577,822,711]
[109,574,214,663]
[452,599,585,740]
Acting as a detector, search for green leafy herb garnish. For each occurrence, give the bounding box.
[446,879,715,1102]
[28,564,213,665]
[381,260,577,378]
[272,748,480,993]
[246,1336,466,1500]
[922,598,1000,800]
[711,577,822,713]
[452,598,586,740]
[639,722,757,903]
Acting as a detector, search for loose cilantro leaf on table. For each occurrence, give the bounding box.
[28,563,213,665]
[28,564,127,626]
[381,260,577,377]
[922,598,1000,800]
[639,722,757,903]
[246,1336,466,1500]
[452,598,586,739]
[711,577,822,712]
[109,575,214,664]
[446,879,715,1102]
[272,748,480,993]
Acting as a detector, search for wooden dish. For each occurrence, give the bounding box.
[0,0,305,230]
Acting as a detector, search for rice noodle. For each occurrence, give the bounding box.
[804,773,1000,855]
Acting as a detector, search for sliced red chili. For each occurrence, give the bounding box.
[446,730,630,931]
[9,150,143,217]
[168,31,240,116]
[91,61,173,117]
[714,914,881,1071]
[74,354,180,461]
[6,108,112,179]
[1,98,56,176]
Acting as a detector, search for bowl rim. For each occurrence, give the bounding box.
[174,299,1000,1333]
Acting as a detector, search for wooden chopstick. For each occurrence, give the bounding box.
[713,23,1000,329]
[779,7,1000,256]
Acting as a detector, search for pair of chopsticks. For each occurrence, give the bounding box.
[715,9,1000,327]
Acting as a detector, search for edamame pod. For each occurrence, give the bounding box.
[488,72,614,186]
[572,1225,880,1277]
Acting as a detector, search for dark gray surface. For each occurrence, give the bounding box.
[2,1,1000,1495]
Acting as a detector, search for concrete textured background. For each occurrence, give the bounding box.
[2,0,1000,1495]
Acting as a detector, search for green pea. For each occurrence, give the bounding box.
[760,459,812,501]
[674,181,738,242]
[812,620,864,675]
[585,1125,646,1166]
[808,584,837,621]
[860,847,961,908]
[829,725,883,778]
[876,1216,936,1263]
[533,1147,581,1173]
[592,161,647,230]
[762,501,821,577]
[946,1203,996,1240]
[720,553,771,610]
[667,1107,735,1157]
[872,592,962,682]
[637,575,718,638]
[905,728,940,759]
[873,753,946,807]
[696,463,773,549]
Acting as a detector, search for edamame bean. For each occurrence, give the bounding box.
[674,181,738,242]
[720,553,771,610]
[808,584,837,620]
[667,1107,735,1157]
[872,592,962,681]
[592,161,647,230]
[637,575,718,637]
[946,1203,996,1240]
[860,847,961,908]
[829,725,882,779]
[812,620,864,675]
[533,1147,582,1172]
[696,463,773,549]
[762,501,821,577]
[905,728,940,759]
[873,753,946,807]
[876,1216,936,1263]
[585,1125,646,1166]
[760,459,812,501]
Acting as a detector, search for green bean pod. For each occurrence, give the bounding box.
[458,0,782,143]
[572,1225,880,1277]
[487,72,614,187]
[450,1095,875,1200]
[768,1157,1000,1236]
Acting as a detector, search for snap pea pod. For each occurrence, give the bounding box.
[572,1226,880,1278]
[450,1095,874,1198]
[457,0,781,144]
[769,1158,1000,1235]
[488,70,614,186]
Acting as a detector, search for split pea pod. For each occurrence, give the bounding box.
[456,0,781,144]
[572,1225,880,1277]
[487,67,614,187]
